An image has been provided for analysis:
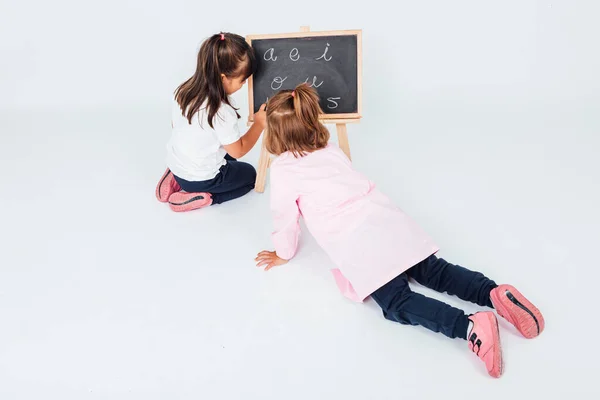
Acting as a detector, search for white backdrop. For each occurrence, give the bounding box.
[2,0,598,113]
[1,1,599,399]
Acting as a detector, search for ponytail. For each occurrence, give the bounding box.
[291,84,324,146]
[265,83,330,156]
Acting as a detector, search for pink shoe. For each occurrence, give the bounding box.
[490,284,544,339]
[468,312,503,378]
[168,192,212,212]
[155,169,181,203]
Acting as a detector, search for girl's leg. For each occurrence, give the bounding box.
[371,272,504,378]
[408,255,545,339]
[170,160,256,210]
[371,272,471,340]
[211,184,255,204]
[407,255,497,308]
[208,160,256,204]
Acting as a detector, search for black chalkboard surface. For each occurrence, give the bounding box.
[247,30,362,120]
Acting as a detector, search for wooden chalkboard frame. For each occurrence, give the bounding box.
[246,29,363,122]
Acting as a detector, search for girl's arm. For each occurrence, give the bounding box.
[223,104,266,159]
[255,167,301,270]
[270,168,301,260]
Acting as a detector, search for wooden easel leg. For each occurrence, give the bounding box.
[255,139,270,193]
[336,123,352,161]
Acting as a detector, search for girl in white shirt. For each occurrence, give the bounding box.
[156,32,266,211]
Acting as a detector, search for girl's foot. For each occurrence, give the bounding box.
[155,169,181,203]
[490,284,544,339]
[468,312,503,378]
[168,192,212,212]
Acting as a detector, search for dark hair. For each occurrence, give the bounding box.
[175,32,256,128]
[265,84,330,157]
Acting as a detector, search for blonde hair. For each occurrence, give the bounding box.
[265,83,330,157]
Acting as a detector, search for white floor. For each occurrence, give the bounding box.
[0,101,598,399]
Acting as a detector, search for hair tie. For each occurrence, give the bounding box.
[291,91,295,97]
[220,33,225,41]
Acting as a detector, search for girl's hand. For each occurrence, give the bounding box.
[254,104,267,129]
[255,250,288,271]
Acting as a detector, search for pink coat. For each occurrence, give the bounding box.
[270,145,440,302]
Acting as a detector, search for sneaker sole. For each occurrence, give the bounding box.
[168,194,211,212]
[487,313,503,378]
[491,286,544,339]
[155,169,173,203]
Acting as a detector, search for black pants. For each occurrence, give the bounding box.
[173,155,256,205]
[371,255,497,340]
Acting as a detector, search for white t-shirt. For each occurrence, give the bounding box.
[166,97,242,181]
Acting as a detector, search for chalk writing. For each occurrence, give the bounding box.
[264,48,277,61]
[271,76,287,90]
[315,43,332,61]
[251,35,358,114]
[289,48,299,62]
[327,97,341,109]
[303,76,323,88]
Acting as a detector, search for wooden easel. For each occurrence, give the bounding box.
[252,26,362,193]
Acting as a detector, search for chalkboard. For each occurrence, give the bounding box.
[247,30,362,120]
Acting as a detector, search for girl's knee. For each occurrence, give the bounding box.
[378,291,414,324]
[231,161,256,182]
[243,165,257,184]
[382,309,413,325]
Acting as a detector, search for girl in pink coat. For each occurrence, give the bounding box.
[255,84,545,378]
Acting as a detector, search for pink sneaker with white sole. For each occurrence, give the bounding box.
[168,192,212,212]
[490,284,544,339]
[155,169,181,203]
[468,312,503,378]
